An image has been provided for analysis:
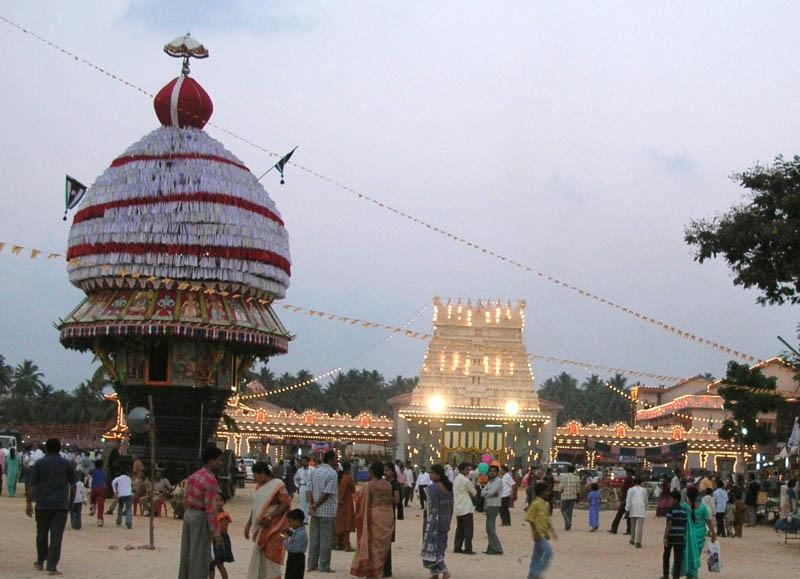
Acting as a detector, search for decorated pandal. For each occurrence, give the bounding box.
[391,297,560,467]
[551,357,800,475]
[553,421,742,475]
[216,395,394,459]
[60,35,292,479]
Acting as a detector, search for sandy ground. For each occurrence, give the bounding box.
[0,487,798,579]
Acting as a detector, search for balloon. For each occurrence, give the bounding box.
[477,462,489,475]
[490,460,501,468]
[481,454,492,464]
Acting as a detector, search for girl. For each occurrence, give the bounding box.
[5,447,19,497]
[421,464,454,579]
[210,495,234,579]
[587,483,600,531]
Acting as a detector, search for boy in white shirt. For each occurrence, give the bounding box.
[112,469,134,529]
[71,478,85,530]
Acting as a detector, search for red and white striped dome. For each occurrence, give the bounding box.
[67,112,291,298]
[153,76,213,129]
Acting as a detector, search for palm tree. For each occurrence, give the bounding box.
[12,360,45,399]
[0,355,12,396]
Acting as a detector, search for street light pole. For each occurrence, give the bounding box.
[147,395,156,549]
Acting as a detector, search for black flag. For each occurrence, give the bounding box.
[64,175,87,221]
[274,146,298,184]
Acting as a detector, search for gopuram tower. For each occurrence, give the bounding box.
[392,297,557,467]
[58,36,291,479]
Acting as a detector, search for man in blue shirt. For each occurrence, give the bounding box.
[26,438,77,575]
[712,480,728,538]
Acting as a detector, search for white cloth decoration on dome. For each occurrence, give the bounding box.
[67,126,290,298]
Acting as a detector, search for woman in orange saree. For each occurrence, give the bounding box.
[245,462,291,579]
[335,461,357,551]
[350,461,395,578]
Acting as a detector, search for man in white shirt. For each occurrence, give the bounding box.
[624,477,648,548]
[453,462,477,554]
[670,469,681,493]
[713,480,728,537]
[415,466,432,510]
[30,443,45,465]
[500,465,515,526]
[294,456,315,518]
[111,469,133,529]
[403,460,415,507]
[481,465,504,554]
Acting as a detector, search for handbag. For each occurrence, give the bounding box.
[707,540,722,573]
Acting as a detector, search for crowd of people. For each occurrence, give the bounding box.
[19,438,800,578]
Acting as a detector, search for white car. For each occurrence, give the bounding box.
[241,458,255,481]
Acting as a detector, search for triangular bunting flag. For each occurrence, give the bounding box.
[64,175,88,221]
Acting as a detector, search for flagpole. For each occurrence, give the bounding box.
[255,165,275,182]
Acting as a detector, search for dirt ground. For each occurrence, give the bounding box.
[1,487,797,578]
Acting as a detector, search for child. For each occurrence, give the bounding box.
[662,490,686,579]
[588,482,600,531]
[89,459,107,526]
[111,469,133,529]
[525,482,557,578]
[210,495,234,579]
[282,508,308,579]
[71,477,85,530]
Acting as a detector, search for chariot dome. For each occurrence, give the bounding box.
[58,35,292,477]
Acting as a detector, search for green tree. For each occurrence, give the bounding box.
[717,361,786,447]
[323,369,388,416]
[268,370,324,412]
[537,372,581,425]
[685,155,800,306]
[0,355,12,396]
[11,360,45,399]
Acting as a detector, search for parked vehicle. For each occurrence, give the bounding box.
[242,458,255,481]
[648,464,674,482]
[548,461,573,475]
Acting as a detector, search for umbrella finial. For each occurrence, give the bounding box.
[164,32,209,76]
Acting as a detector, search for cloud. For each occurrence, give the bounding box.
[644,147,698,177]
[119,0,318,35]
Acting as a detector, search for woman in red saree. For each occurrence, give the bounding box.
[350,461,395,577]
[335,461,357,551]
[245,462,291,579]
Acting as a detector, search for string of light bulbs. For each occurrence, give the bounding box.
[528,354,682,383]
[238,367,341,401]
[0,14,760,364]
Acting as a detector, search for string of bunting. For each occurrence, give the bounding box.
[0,240,766,412]
[528,354,682,383]
[0,241,431,340]
[0,13,760,364]
[239,367,341,401]
[280,304,430,340]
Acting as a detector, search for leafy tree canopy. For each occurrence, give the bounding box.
[536,372,632,426]
[685,155,800,305]
[716,361,786,446]
[0,355,114,425]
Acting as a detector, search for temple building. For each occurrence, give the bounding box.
[390,297,560,468]
[217,384,393,460]
[551,356,800,476]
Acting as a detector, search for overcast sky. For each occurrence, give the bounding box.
[0,1,797,394]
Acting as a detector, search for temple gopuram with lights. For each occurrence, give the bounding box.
[551,357,799,476]
[389,297,561,468]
